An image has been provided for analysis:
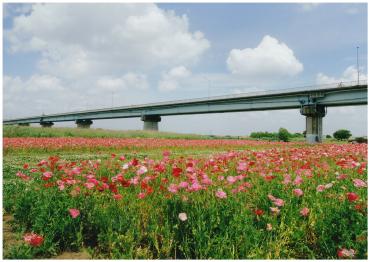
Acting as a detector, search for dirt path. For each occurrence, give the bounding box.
[53,250,91,260]
[3,214,21,248]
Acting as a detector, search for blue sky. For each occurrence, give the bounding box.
[3,3,368,136]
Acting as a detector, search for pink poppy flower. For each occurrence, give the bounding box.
[163,151,171,157]
[273,198,285,207]
[16,171,31,181]
[227,176,237,184]
[38,159,48,166]
[293,175,303,185]
[71,167,81,175]
[179,181,189,188]
[336,173,347,180]
[129,176,139,185]
[267,194,276,201]
[168,184,179,194]
[300,207,310,217]
[56,180,65,191]
[215,190,227,199]
[338,248,356,258]
[237,161,248,172]
[316,185,325,192]
[42,172,53,181]
[282,174,291,185]
[353,179,367,188]
[84,182,95,190]
[137,166,148,175]
[137,192,146,199]
[293,188,303,197]
[188,182,202,192]
[268,194,284,206]
[186,166,195,173]
[69,208,80,218]
[113,194,122,200]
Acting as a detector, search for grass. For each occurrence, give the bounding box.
[3,125,247,140]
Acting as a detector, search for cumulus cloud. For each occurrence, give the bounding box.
[4,3,33,18]
[5,3,210,77]
[4,74,68,118]
[158,66,191,91]
[316,65,367,85]
[96,73,148,91]
[3,73,152,118]
[226,35,303,81]
[4,3,210,118]
[4,74,64,93]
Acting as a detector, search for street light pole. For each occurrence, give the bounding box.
[356,46,360,85]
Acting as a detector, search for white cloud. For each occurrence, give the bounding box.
[4,71,156,119]
[96,73,148,91]
[5,3,210,77]
[4,3,33,18]
[3,74,67,118]
[158,66,191,91]
[316,65,367,85]
[226,35,303,80]
[4,74,64,93]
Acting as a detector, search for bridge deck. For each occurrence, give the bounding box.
[3,80,367,124]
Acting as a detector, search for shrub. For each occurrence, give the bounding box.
[354,137,367,144]
[333,130,352,140]
[249,132,278,140]
[278,128,290,142]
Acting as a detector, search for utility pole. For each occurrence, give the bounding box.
[357,46,360,85]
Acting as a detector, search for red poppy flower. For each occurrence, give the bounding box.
[254,209,264,216]
[347,192,359,202]
[172,167,182,178]
[24,233,44,247]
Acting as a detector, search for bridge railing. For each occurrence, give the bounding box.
[193,79,368,101]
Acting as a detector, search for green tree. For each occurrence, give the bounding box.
[333,129,352,140]
[278,128,290,142]
[326,134,332,139]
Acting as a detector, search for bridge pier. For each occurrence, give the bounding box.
[300,105,326,143]
[141,115,161,131]
[76,119,93,128]
[18,123,30,126]
[40,121,54,128]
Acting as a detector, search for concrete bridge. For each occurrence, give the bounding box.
[3,80,367,143]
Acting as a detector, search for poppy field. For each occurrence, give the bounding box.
[3,134,368,259]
